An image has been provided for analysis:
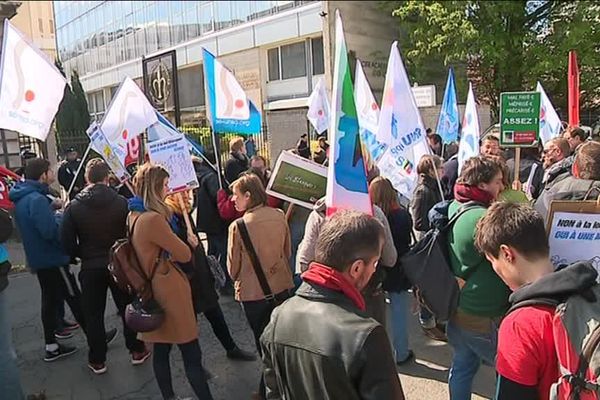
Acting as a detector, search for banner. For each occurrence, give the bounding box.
[307,78,330,134]
[354,61,386,163]
[266,151,327,209]
[0,20,67,141]
[325,11,372,216]
[500,91,541,148]
[148,111,204,155]
[86,123,130,182]
[376,41,430,199]
[202,48,261,135]
[436,68,460,144]
[457,82,480,173]
[142,50,180,126]
[547,201,600,278]
[568,50,580,126]
[536,82,563,145]
[100,77,158,167]
[148,134,199,194]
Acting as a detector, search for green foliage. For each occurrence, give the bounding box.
[70,70,91,132]
[391,1,600,120]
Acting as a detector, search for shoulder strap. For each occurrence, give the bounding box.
[235,218,274,300]
[444,201,485,231]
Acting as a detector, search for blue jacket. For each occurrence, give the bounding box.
[9,180,69,270]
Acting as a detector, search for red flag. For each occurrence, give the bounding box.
[568,50,580,126]
[0,166,21,210]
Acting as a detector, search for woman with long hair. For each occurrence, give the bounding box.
[227,174,294,398]
[369,177,415,365]
[129,163,213,400]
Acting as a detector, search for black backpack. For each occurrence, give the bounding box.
[401,201,484,322]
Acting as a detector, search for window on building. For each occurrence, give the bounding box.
[200,2,214,34]
[38,18,44,33]
[267,47,280,81]
[281,42,306,80]
[311,37,324,75]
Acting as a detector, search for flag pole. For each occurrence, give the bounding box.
[210,128,224,190]
[66,143,92,200]
[430,157,445,200]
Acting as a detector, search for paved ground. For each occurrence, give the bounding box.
[6,242,495,400]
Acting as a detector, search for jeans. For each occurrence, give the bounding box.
[153,340,213,400]
[203,305,236,352]
[446,318,498,400]
[388,291,410,362]
[36,266,86,345]
[365,291,387,328]
[79,268,145,363]
[242,290,290,397]
[206,232,231,285]
[0,290,24,400]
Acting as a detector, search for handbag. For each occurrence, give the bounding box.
[236,218,286,306]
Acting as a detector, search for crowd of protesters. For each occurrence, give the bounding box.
[0,124,599,400]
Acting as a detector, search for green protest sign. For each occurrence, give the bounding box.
[500,91,541,147]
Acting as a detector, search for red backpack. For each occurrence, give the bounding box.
[510,283,600,400]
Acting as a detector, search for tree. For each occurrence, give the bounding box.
[70,70,91,132]
[54,60,76,150]
[391,1,600,120]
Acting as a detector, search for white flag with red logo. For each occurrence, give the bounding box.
[100,77,157,166]
[307,78,330,134]
[0,20,67,141]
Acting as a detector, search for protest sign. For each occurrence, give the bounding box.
[500,91,541,147]
[87,124,130,182]
[147,134,198,194]
[267,151,327,209]
[547,201,600,277]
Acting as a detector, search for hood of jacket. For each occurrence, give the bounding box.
[74,184,119,208]
[510,262,598,305]
[9,180,48,202]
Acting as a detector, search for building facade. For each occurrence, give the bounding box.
[54,0,403,163]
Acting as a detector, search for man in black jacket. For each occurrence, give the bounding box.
[261,211,405,400]
[61,159,150,374]
[57,147,85,200]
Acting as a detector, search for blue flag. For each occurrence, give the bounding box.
[436,68,459,143]
[202,48,261,135]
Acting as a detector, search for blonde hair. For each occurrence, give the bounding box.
[230,174,267,209]
[229,137,244,153]
[133,163,171,219]
[369,176,399,216]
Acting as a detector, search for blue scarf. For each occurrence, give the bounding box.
[128,196,146,212]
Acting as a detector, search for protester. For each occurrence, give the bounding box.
[506,147,543,199]
[244,136,257,158]
[225,137,249,183]
[541,137,572,189]
[441,143,460,200]
[535,141,600,220]
[296,133,311,159]
[129,163,213,400]
[249,155,271,181]
[313,135,329,165]
[369,177,414,365]
[410,155,446,340]
[427,133,443,156]
[164,191,255,362]
[496,158,529,203]
[445,156,511,400]
[57,147,85,200]
[261,210,405,400]
[475,202,598,400]
[480,135,501,157]
[61,159,149,374]
[0,207,25,398]
[295,195,397,327]
[193,155,232,293]
[563,125,588,153]
[9,158,86,361]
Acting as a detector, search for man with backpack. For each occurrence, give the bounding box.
[9,158,85,361]
[61,159,150,374]
[445,156,511,400]
[475,202,599,400]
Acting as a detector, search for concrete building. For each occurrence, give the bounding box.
[0,1,59,169]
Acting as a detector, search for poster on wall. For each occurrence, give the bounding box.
[147,134,198,194]
[547,200,600,279]
[266,151,327,209]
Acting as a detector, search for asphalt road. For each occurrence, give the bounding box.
[6,266,494,400]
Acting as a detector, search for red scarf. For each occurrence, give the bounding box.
[301,262,366,311]
[454,183,495,206]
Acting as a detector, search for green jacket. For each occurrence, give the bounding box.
[448,201,511,318]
